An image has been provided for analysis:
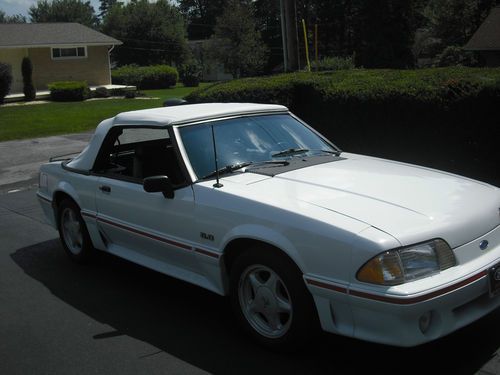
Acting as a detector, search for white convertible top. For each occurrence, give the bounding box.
[65,103,288,171]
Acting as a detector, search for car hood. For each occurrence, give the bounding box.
[245,153,500,248]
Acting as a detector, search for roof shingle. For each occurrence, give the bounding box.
[465,7,500,51]
[0,23,121,48]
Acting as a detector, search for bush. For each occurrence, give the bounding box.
[0,62,12,104]
[22,57,36,101]
[93,86,110,98]
[179,60,202,87]
[187,68,500,186]
[112,65,178,89]
[124,90,137,99]
[48,81,89,102]
[435,46,478,67]
[311,56,355,71]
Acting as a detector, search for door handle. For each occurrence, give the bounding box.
[99,185,111,193]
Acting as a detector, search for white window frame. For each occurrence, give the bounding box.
[51,46,88,60]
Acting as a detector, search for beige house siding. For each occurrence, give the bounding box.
[29,45,111,90]
[0,48,28,93]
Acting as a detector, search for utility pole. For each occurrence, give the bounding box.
[280,0,299,72]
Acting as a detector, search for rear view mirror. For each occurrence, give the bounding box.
[143,175,174,199]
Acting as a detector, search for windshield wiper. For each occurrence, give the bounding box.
[201,160,290,180]
[271,148,309,158]
[310,149,342,156]
[201,162,253,180]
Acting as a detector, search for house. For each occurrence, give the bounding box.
[0,23,121,94]
[465,6,500,67]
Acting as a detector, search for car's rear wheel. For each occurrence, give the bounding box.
[229,246,318,351]
[58,198,94,263]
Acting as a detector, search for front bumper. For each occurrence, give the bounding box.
[305,225,500,347]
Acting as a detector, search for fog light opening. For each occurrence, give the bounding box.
[419,311,433,334]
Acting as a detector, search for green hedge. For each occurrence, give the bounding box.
[112,65,178,89]
[48,81,89,102]
[187,68,500,186]
[311,56,355,71]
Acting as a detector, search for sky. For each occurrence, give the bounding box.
[0,0,102,17]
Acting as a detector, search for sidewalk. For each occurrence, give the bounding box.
[4,84,136,103]
[0,132,93,194]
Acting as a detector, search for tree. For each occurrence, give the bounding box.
[178,0,225,40]
[102,0,188,66]
[294,0,361,62]
[253,0,285,71]
[29,0,99,28]
[209,0,268,77]
[0,10,27,23]
[0,63,12,104]
[354,0,415,68]
[99,0,119,19]
[22,57,36,101]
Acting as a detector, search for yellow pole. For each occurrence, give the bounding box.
[314,23,318,71]
[302,19,311,72]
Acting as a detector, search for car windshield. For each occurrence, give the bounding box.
[178,114,337,179]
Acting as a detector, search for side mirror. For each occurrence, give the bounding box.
[143,175,175,199]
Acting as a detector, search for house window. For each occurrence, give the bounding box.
[51,47,87,60]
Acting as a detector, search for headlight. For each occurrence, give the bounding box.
[357,239,456,286]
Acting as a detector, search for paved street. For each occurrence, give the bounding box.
[1,135,500,374]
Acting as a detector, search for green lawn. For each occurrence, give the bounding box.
[0,83,211,142]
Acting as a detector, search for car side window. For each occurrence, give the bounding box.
[94,127,186,186]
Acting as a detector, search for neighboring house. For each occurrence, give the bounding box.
[188,40,233,81]
[465,6,500,67]
[0,23,121,93]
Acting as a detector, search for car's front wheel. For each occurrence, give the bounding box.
[57,198,94,263]
[229,247,318,351]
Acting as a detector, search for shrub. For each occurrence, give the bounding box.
[93,86,110,98]
[186,67,500,186]
[124,90,137,99]
[311,56,355,71]
[435,46,478,67]
[179,60,202,87]
[0,62,12,104]
[109,88,126,96]
[21,57,36,101]
[112,65,178,89]
[48,81,89,102]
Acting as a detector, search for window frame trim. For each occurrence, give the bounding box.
[51,46,88,61]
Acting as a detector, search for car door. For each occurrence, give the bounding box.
[93,126,198,273]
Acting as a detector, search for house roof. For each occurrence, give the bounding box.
[0,23,121,49]
[465,6,500,51]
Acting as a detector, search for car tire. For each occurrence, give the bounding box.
[229,246,319,351]
[57,198,95,263]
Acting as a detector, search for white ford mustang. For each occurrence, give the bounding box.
[37,103,500,349]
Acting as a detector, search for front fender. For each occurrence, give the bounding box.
[220,224,306,272]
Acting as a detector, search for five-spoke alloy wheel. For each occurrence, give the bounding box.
[230,246,319,351]
[238,265,293,338]
[57,198,94,263]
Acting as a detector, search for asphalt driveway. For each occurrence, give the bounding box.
[0,132,92,194]
[1,134,500,374]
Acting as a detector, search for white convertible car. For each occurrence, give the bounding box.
[37,103,500,349]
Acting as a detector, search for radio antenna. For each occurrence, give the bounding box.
[211,124,223,188]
